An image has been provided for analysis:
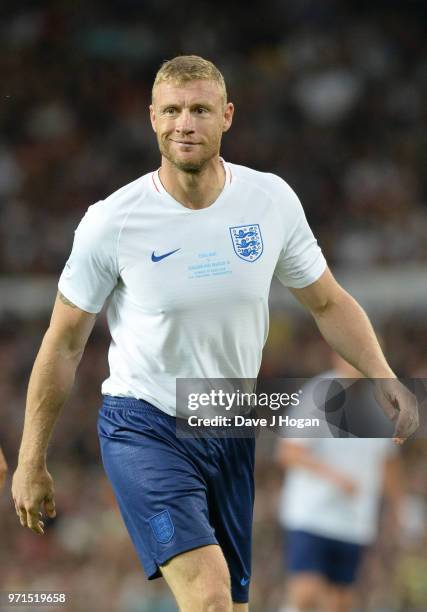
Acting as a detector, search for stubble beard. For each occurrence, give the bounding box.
[158,137,220,174]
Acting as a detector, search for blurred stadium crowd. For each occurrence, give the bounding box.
[1,1,427,610]
[0,0,426,274]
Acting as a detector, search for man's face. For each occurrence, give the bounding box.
[150,80,234,173]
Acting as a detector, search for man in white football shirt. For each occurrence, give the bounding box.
[12,56,417,612]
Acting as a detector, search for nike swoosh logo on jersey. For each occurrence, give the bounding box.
[151,248,181,262]
[240,577,250,586]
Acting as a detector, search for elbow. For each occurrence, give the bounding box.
[311,297,330,317]
[312,287,352,319]
[42,328,85,365]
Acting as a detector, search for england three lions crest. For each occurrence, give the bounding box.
[229,224,263,262]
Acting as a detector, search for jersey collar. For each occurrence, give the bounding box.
[151,158,232,206]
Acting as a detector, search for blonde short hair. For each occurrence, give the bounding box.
[152,55,227,106]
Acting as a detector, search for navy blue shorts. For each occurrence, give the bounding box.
[97,396,255,603]
[285,529,364,585]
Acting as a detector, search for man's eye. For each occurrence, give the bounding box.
[196,107,207,114]
[165,108,177,115]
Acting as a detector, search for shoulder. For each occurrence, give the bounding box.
[77,172,151,237]
[228,162,303,215]
[103,172,152,208]
[96,172,151,220]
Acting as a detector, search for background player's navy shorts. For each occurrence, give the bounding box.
[97,396,255,603]
[285,529,364,585]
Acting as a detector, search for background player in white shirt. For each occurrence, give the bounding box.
[277,354,404,612]
[12,56,417,612]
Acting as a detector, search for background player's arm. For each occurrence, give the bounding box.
[0,446,8,492]
[276,440,357,495]
[289,267,418,441]
[382,454,404,530]
[12,291,96,534]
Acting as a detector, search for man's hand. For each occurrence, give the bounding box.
[374,379,419,445]
[12,464,56,535]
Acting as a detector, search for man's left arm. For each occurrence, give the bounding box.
[290,267,419,442]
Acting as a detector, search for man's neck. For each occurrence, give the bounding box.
[158,156,226,210]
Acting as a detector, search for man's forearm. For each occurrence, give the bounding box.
[313,290,394,379]
[290,270,418,440]
[18,330,81,466]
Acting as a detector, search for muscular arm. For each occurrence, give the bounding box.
[12,291,96,533]
[290,268,418,441]
[18,292,96,465]
[290,268,391,378]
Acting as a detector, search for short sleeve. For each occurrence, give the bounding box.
[274,183,327,288]
[58,201,119,313]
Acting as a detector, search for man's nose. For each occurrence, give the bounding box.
[175,110,194,133]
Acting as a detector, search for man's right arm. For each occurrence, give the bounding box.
[12,291,96,534]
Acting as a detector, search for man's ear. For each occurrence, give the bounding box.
[223,102,234,133]
[149,104,157,133]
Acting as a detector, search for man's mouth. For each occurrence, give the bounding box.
[171,140,200,145]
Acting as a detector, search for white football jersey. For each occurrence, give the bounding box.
[279,436,396,544]
[58,161,326,415]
